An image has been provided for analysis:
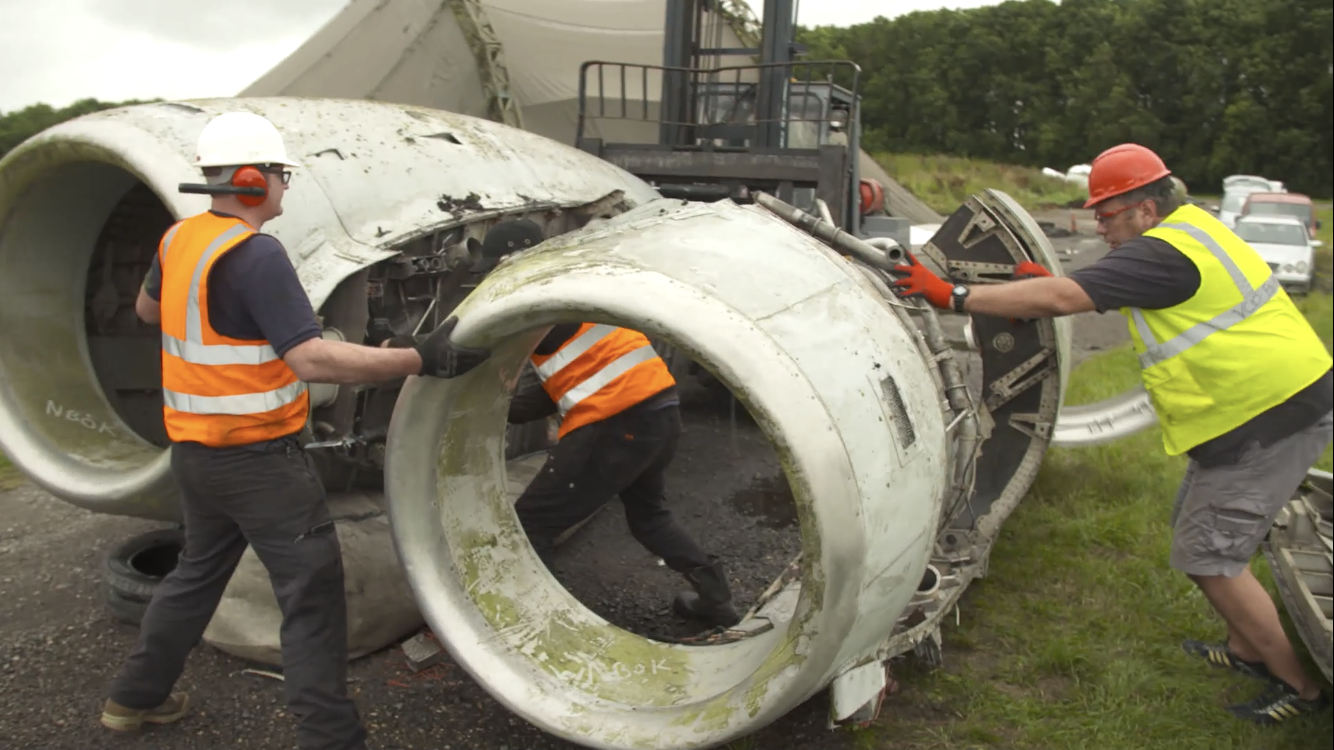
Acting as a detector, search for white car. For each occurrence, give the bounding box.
[1223,174,1280,192]
[1217,175,1286,228]
[1218,185,1269,229]
[1233,214,1316,294]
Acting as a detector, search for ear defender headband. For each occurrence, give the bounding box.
[178,165,269,207]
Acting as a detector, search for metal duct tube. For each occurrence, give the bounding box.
[1052,385,1157,447]
[917,565,942,596]
[752,192,905,270]
[906,286,980,503]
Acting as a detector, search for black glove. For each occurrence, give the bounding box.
[399,316,491,378]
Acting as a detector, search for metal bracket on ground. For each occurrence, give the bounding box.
[401,630,447,673]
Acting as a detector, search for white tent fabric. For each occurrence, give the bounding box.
[242,0,755,145]
[242,0,943,223]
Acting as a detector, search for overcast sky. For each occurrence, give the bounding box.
[0,0,1001,113]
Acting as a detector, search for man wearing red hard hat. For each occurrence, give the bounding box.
[890,143,1332,725]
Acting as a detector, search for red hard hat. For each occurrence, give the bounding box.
[858,179,885,215]
[1083,143,1171,208]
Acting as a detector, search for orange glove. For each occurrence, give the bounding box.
[1008,261,1051,325]
[1013,261,1052,280]
[890,252,954,309]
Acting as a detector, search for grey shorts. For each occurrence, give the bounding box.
[1170,409,1333,578]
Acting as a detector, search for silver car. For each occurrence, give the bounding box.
[1233,214,1317,294]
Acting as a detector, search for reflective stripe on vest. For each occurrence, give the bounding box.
[554,345,659,415]
[162,380,308,416]
[158,213,310,445]
[1127,221,1281,369]
[159,222,182,264]
[161,223,282,372]
[530,323,676,438]
[532,324,618,381]
[1122,203,1332,455]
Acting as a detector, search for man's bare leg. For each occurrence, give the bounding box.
[1169,411,1333,723]
[1225,622,1261,661]
[1191,567,1320,700]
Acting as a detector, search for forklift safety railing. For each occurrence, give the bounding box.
[575,59,861,149]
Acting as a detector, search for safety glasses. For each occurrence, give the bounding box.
[260,165,293,185]
[1093,200,1146,225]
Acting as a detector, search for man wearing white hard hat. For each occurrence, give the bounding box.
[98,111,491,749]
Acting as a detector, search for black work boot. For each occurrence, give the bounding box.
[672,556,741,628]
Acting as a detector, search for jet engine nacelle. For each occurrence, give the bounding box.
[382,189,1083,748]
[0,97,660,521]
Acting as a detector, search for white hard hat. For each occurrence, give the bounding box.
[194,111,300,169]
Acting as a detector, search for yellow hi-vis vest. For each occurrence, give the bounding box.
[1120,203,1332,456]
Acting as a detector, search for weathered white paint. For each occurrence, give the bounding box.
[0,97,658,520]
[0,90,1154,748]
[384,197,951,749]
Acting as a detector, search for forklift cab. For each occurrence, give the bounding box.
[684,78,859,221]
[575,54,876,238]
[692,79,857,152]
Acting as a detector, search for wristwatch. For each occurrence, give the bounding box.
[950,284,970,313]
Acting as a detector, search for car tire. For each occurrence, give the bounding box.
[104,527,185,625]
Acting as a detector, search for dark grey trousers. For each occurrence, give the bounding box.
[108,435,367,750]
[515,403,712,572]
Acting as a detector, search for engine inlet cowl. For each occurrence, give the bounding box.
[0,97,660,520]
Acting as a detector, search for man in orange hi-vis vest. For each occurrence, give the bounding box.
[98,111,491,750]
[478,219,741,629]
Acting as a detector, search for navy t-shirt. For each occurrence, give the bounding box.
[1068,236,1332,467]
[143,211,322,357]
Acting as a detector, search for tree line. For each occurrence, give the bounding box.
[5,0,1330,198]
[797,0,1333,197]
[0,98,159,159]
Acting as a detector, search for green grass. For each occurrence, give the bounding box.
[0,451,20,491]
[872,152,1090,215]
[860,292,1333,749]
[1315,207,1332,283]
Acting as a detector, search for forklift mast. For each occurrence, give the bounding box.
[575,0,871,236]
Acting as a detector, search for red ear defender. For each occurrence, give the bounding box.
[231,166,269,207]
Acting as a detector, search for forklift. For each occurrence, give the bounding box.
[573,0,909,247]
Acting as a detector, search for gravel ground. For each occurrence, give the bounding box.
[0,383,829,750]
[0,214,1129,750]
[551,382,802,644]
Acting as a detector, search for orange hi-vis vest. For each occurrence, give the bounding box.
[158,212,310,447]
[530,324,676,439]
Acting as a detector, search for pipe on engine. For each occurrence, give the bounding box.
[916,565,942,597]
[0,96,660,520]
[384,197,955,749]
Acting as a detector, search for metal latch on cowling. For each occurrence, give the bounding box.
[303,426,389,458]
